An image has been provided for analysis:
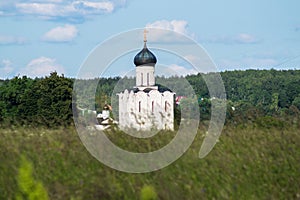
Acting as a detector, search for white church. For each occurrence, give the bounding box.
[117,30,175,131]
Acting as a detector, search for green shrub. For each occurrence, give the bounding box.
[140,185,157,200]
[254,116,285,129]
[16,156,49,200]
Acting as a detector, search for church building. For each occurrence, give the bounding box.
[117,30,175,131]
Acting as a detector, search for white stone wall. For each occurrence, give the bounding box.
[118,89,174,131]
[161,91,175,130]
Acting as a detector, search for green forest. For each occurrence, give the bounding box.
[1,69,300,127]
[0,69,299,199]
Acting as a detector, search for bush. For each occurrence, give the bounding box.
[16,156,49,200]
[140,185,157,200]
[254,116,285,129]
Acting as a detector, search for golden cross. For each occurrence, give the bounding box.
[144,29,148,42]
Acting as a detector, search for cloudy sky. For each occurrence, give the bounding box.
[0,0,300,78]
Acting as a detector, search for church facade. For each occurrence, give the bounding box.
[117,31,175,131]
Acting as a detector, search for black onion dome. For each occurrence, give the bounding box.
[134,43,157,66]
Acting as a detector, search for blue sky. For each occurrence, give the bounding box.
[0,0,300,78]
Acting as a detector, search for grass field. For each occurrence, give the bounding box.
[0,124,299,199]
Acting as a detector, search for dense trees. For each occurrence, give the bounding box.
[219,69,300,110]
[0,72,73,127]
[0,69,299,127]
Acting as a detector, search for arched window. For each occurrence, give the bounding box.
[139,101,141,112]
[147,73,149,86]
[152,101,154,113]
[141,73,143,86]
[165,101,168,112]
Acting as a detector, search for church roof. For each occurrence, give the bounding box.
[132,86,173,93]
[134,43,157,66]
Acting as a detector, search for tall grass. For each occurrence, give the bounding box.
[0,125,299,199]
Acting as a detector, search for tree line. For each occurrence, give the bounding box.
[0,72,73,127]
[0,69,299,127]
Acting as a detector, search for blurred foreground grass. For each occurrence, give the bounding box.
[0,125,299,199]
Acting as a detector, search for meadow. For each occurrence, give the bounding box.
[1,70,300,199]
[1,123,299,199]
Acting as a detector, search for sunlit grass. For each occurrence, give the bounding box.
[0,125,299,199]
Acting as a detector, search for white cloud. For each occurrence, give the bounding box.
[21,57,65,78]
[16,3,60,16]
[72,1,114,13]
[0,35,26,45]
[156,64,197,77]
[0,59,14,79]
[252,58,277,66]
[35,0,63,3]
[235,33,260,44]
[204,33,261,44]
[0,1,125,21]
[218,57,278,70]
[183,55,216,73]
[145,20,195,43]
[15,1,115,16]
[146,20,189,35]
[184,55,202,62]
[168,64,197,76]
[42,24,78,42]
